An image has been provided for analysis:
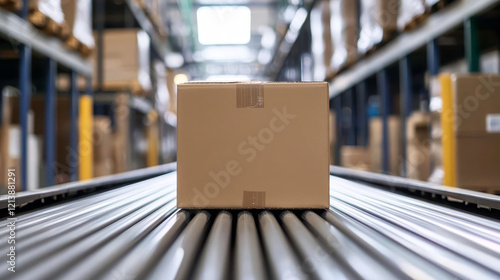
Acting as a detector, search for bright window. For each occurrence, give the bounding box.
[197,6,251,45]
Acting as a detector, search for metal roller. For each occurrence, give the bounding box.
[0,169,499,280]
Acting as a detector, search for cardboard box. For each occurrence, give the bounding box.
[358,0,398,54]
[369,116,402,175]
[341,146,371,171]
[406,112,431,181]
[329,0,358,72]
[310,0,333,80]
[93,116,113,177]
[177,82,330,209]
[61,0,94,49]
[101,29,152,94]
[398,0,426,31]
[29,0,64,25]
[113,93,131,173]
[452,74,500,190]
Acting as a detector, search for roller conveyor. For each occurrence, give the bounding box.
[1,165,499,280]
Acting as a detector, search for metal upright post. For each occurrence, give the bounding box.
[44,59,57,187]
[356,81,368,146]
[19,44,31,191]
[346,88,356,146]
[377,69,390,174]
[69,71,79,182]
[464,18,480,73]
[96,0,105,90]
[400,56,412,178]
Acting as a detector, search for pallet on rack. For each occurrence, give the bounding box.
[0,0,22,11]
[364,30,398,57]
[28,9,68,38]
[102,81,150,97]
[403,13,430,31]
[429,0,455,13]
[65,35,93,57]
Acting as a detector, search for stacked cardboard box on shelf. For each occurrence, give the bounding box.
[136,0,166,37]
[113,93,131,174]
[29,0,66,36]
[358,0,398,54]
[451,74,500,193]
[369,116,402,175]
[61,0,94,56]
[99,29,152,95]
[341,146,371,171]
[406,112,431,181]
[93,116,114,177]
[2,92,42,191]
[0,0,22,11]
[329,0,358,73]
[310,0,333,80]
[398,0,426,31]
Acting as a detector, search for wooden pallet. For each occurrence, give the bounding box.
[28,9,68,38]
[0,0,21,11]
[65,35,93,57]
[102,80,151,97]
[429,0,455,13]
[364,29,398,57]
[403,12,430,32]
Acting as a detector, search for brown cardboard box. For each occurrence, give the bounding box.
[93,116,113,177]
[61,0,94,49]
[358,0,398,54]
[406,112,431,181]
[113,93,131,173]
[452,74,500,191]
[0,91,12,191]
[177,82,330,209]
[341,146,371,171]
[29,0,64,26]
[101,29,152,94]
[329,0,358,72]
[369,116,402,175]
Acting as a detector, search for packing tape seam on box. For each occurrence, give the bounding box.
[236,82,264,108]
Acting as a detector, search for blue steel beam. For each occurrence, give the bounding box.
[346,88,356,146]
[19,45,31,191]
[44,59,57,187]
[356,82,368,146]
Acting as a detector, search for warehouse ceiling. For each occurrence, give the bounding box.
[168,0,281,80]
[96,0,306,81]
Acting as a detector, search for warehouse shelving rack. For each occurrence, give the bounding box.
[330,0,500,176]
[277,0,500,178]
[0,0,181,191]
[92,0,180,173]
[0,2,93,191]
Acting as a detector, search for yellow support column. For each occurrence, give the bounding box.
[146,110,159,167]
[440,74,456,187]
[79,95,94,180]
